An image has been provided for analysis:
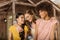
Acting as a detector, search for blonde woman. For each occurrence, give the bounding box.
[24,10,36,40]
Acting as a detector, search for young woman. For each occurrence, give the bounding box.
[35,2,58,40]
[24,10,36,40]
[8,13,24,40]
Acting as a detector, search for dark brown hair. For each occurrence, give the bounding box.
[16,12,24,19]
[37,2,53,18]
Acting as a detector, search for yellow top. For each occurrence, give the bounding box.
[9,25,21,40]
[9,25,28,40]
[24,25,28,33]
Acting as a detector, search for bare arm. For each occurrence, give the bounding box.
[50,28,54,40]
[8,31,12,40]
[54,23,58,40]
[50,23,58,40]
[25,31,28,40]
[35,24,38,40]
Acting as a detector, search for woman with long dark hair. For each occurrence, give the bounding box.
[8,13,24,40]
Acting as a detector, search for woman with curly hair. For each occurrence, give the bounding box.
[35,2,58,40]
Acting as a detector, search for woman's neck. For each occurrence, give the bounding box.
[44,16,50,21]
[16,22,21,27]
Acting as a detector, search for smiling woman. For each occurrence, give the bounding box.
[8,13,25,40]
[35,2,59,40]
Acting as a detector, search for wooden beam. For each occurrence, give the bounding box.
[35,0,60,11]
[15,2,35,7]
[28,0,35,5]
[0,1,11,7]
[35,0,46,6]
[11,0,17,2]
[53,5,60,12]
[53,8,56,17]
[0,8,8,11]
[12,2,16,24]
[47,0,60,11]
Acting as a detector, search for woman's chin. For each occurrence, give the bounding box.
[41,17,45,19]
[29,20,32,22]
[21,22,24,24]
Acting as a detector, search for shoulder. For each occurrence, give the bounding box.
[36,18,41,23]
[9,25,15,31]
[9,25,15,28]
[51,17,57,20]
[51,17,58,24]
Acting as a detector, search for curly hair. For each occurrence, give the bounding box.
[37,2,54,18]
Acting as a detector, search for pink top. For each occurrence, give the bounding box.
[36,17,58,40]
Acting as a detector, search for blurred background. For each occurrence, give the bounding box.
[51,0,60,7]
[0,0,60,40]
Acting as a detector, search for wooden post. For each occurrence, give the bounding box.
[12,0,16,24]
[53,8,56,17]
[0,1,11,7]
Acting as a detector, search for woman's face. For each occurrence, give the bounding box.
[17,15,24,25]
[39,10,48,19]
[25,13,33,22]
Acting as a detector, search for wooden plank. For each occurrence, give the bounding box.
[35,0,46,6]
[0,8,8,11]
[47,0,60,11]
[15,2,35,7]
[28,0,35,5]
[0,1,11,7]
[12,2,16,24]
[53,8,56,17]
[34,0,60,11]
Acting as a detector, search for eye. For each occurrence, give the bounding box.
[21,17,24,18]
[21,16,23,18]
[26,16,29,18]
